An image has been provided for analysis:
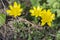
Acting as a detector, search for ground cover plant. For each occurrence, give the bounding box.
[0,0,60,40]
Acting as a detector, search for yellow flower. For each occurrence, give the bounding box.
[29,6,43,17]
[41,9,55,26]
[6,2,23,18]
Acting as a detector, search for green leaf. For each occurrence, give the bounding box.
[51,8,57,13]
[51,8,60,17]
[28,34,31,40]
[30,0,40,6]
[47,0,56,5]
[0,14,6,27]
[57,0,60,2]
[34,17,38,24]
[52,2,60,9]
[56,31,60,40]
[42,3,47,8]
[56,9,60,17]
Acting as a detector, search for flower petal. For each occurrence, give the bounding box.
[47,22,51,27]
[14,2,17,8]
[6,10,11,13]
[18,4,21,8]
[9,5,13,9]
[52,14,55,20]
[41,20,46,26]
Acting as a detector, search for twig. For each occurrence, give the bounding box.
[1,0,6,11]
[18,17,43,30]
[7,17,43,30]
[49,34,56,37]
